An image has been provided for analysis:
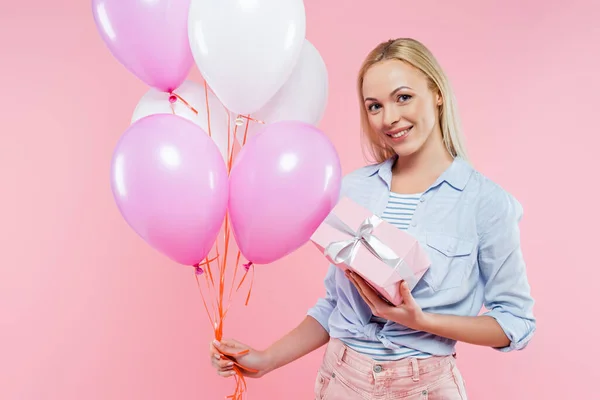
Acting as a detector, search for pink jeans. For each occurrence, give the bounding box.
[314,339,468,399]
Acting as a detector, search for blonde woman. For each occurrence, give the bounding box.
[209,38,536,399]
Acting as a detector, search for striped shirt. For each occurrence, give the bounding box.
[341,192,433,360]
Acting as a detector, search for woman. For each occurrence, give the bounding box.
[209,38,536,399]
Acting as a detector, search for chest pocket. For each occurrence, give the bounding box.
[423,233,475,291]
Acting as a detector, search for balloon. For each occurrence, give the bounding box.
[228,121,342,265]
[110,114,229,266]
[188,0,306,116]
[92,0,194,92]
[235,40,329,144]
[131,80,232,162]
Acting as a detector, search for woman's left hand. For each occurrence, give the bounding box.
[346,270,426,330]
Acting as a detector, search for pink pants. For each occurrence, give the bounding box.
[314,339,468,399]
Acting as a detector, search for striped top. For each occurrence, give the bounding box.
[341,192,433,361]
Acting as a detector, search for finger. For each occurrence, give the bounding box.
[399,281,416,306]
[349,274,376,310]
[214,356,235,370]
[214,339,248,357]
[350,273,379,303]
[217,369,237,378]
[209,343,221,358]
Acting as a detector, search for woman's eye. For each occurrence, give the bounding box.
[398,94,412,102]
[368,103,381,112]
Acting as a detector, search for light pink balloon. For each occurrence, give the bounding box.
[111,114,228,266]
[228,121,342,265]
[92,0,194,92]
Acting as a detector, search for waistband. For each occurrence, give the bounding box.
[325,338,456,379]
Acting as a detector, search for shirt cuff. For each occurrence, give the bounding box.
[484,309,536,352]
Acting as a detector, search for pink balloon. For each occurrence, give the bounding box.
[228,121,342,265]
[111,114,229,266]
[92,0,194,92]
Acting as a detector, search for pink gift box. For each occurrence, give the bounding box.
[310,197,431,306]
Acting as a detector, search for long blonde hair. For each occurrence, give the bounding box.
[357,38,469,163]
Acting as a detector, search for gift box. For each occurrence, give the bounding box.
[310,197,431,306]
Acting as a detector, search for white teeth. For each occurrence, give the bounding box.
[391,127,411,138]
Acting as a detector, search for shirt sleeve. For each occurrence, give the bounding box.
[478,184,536,352]
[306,171,361,332]
[306,263,338,333]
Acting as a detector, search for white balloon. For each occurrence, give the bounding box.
[235,40,329,144]
[131,80,232,162]
[188,0,306,116]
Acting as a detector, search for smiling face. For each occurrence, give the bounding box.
[361,59,443,159]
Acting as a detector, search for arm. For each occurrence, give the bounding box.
[212,265,338,378]
[263,316,330,373]
[474,187,536,351]
[265,263,339,371]
[420,187,535,350]
[418,313,510,348]
[348,276,513,348]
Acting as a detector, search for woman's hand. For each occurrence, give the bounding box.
[209,339,272,379]
[346,270,425,330]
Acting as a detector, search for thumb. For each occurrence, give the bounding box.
[400,281,416,306]
[214,339,246,355]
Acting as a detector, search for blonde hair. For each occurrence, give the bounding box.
[357,38,469,163]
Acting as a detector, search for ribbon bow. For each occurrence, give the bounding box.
[322,213,403,270]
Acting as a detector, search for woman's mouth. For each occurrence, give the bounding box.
[385,126,413,141]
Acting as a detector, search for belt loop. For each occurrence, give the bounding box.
[410,358,420,382]
[336,343,346,366]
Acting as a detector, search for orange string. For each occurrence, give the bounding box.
[194,271,215,336]
[237,114,265,126]
[169,92,199,115]
[203,80,212,138]
[191,83,263,400]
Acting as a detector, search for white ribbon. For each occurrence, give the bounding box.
[322,213,403,270]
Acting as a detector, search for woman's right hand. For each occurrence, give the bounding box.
[209,339,272,379]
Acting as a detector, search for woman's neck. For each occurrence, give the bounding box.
[390,131,454,194]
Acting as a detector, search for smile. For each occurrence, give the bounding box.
[385,126,413,139]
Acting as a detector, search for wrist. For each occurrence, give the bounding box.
[416,311,436,332]
[261,347,277,375]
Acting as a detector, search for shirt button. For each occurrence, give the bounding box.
[411,222,417,227]
[422,390,428,396]
[420,197,425,202]
[373,365,383,373]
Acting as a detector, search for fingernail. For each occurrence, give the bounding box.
[214,354,221,360]
[213,340,220,347]
[227,362,234,367]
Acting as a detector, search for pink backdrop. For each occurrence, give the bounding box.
[1,0,597,399]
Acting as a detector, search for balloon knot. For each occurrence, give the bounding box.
[194,264,204,275]
[168,94,177,104]
[243,262,253,271]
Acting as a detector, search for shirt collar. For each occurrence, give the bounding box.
[367,155,473,192]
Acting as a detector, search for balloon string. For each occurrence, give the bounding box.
[193,82,260,400]
[237,114,265,125]
[169,92,199,115]
[195,258,219,333]
[243,263,255,306]
[227,251,243,304]
[228,123,239,172]
[194,266,216,336]
[240,116,251,146]
[203,80,212,138]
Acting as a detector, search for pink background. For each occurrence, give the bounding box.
[1,0,598,399]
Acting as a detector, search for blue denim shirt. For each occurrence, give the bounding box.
[307,156,536,355]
